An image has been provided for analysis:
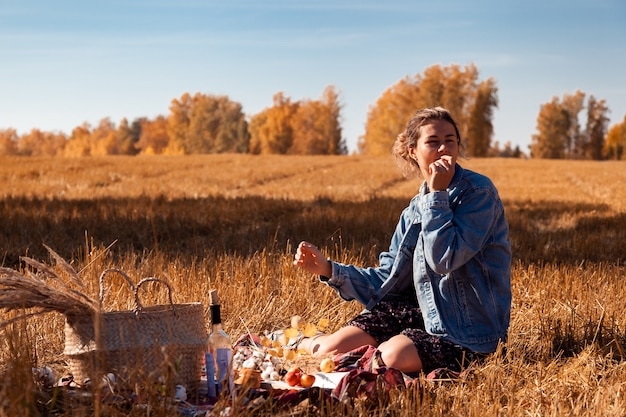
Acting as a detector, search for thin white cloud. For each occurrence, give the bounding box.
[129,0,448,13]
[468,52,570,70]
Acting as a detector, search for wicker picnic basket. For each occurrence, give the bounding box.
[63,268,207,390]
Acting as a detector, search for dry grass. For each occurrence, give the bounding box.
[1,155,626,416]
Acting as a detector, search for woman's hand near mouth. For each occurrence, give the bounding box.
[428,154,456,192]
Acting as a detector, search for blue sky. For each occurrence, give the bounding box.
[1,0,624,154]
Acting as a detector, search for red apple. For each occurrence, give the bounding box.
[300,373,315,388]
[285,367,302,387]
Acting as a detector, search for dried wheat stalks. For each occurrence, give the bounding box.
[0,246,98,326]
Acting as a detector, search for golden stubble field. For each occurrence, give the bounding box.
[1,154,626,416]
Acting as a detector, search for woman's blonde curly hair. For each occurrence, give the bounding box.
[392,107,461,179]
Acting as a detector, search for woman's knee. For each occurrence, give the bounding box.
[303,334,334,355]
[378,336,423,373]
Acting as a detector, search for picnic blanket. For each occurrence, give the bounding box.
[176,336,473,414]
[331,344,407,404]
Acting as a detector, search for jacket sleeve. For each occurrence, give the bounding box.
[319,205,412,305]
[421,186,501,275]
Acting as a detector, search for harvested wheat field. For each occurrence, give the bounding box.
[1,155,626,416]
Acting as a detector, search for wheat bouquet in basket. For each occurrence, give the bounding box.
[0,246,207,390]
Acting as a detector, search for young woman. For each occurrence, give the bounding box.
[293,107,511,374]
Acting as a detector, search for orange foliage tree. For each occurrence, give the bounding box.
[531,91,610,160]
[466,78,498,157]
[290,99,328,154]
[89,118,119,156]
[135,116,170,155]
[62,118,143,157]
[290,86,346,155]
[0,129,19,156]
[560,90,586,158]
[603,115,626,160]
[17,129,66,157]
[360,63,497,157]
[358,78,421,156]
[115,118,142,156]
[530,98,570,159]
[248,92,299,154]
[249,86,346,155]
[167,93,249,154]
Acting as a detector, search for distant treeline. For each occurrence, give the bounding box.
[1,64,624,159]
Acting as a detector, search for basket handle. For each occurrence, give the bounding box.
[98,268,141,312]
[135,277,176,314]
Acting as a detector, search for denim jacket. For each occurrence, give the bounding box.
[321,165,512,353]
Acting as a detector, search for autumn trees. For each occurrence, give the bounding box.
[1,64,624,159]
[8,129,67,157]
[166,93,250,155]
[359,64,498,157]
[248,93,299,155]
[530,91,612,160]
[248,86,346,155]
[101,88,344,157]
[0,129,18,156]
[0,87,346,157]
[604,114,626,160]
